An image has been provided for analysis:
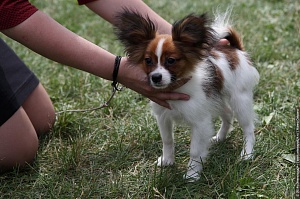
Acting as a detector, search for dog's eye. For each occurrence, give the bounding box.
[145,58,153,66]
[166,58,176,65]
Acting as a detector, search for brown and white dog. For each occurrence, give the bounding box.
[114,9,259,181]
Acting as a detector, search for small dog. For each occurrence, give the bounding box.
[114,9,259,181]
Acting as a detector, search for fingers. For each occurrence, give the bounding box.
[143,77,191,109]
[162,76,192,91]
[154,92,190,101]
[148,92,190,109]
[219,39,229,45]
[150,98,171,109]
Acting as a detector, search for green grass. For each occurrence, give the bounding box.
[1,0,299,198]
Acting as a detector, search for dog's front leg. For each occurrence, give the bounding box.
[184,118,214,181]
[155,117,174,166]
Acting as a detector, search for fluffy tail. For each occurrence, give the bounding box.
[212,8,244,51]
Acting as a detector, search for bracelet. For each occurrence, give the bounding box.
[111,56,122,91]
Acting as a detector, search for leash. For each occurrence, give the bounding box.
[56,56,123,115]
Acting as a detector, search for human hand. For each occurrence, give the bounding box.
[219,38,230,45]
[118,57,190,109]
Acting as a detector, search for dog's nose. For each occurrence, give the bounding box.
[151,73,162,83]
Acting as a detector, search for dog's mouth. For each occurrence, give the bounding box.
[150,81,168,89]
[149,73,167,89]
[149,73,177,89]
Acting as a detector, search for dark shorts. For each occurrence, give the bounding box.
[0,38,39,126]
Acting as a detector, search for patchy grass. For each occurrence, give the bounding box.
[1,0,299,198]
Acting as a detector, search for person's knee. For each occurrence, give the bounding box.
[36,103,56,136]
[22,83,56,136]
[0,132,38,172]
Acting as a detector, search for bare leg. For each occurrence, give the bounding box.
[22,83,56,136]
[0,107,38,171]
[0,83,55,172]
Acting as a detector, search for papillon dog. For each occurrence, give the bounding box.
[114,9,259,181]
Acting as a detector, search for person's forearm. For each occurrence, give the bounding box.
[85,0,172,34]
[1,11,115,81]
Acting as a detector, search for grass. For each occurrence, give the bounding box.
[0,0,299,198]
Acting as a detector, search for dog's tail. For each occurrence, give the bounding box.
[212,7,244,51]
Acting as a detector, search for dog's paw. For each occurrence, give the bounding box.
[155,156,174,167]
[210,135,223,143]
[183,159,203,182]
[240,149,254,160]
[183,170,201,182]
[210,135,218,143]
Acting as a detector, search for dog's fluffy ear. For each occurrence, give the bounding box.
[114,9,157,64]
[172,14,216,60]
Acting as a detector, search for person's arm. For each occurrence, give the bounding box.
[84,0,172,34]
[2,11,115,80]
[1,10,189,108]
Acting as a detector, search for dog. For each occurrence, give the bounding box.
[114,9,259,181]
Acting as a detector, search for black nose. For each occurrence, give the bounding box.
[151,73,162,83]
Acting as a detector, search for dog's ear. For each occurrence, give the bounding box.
[172,14,216,59]
[114,9,157,64]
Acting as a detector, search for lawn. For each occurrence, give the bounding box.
[1,0,299,198]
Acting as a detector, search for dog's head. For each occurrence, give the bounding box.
[114,10,216,89]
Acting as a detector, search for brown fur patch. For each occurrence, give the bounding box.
[203,60,224,97]
[211,27,246,70]
[209,50,220,60]
[224,27,244,51]
[214,66,224,92]
[114,10,156,65]
[215,46,240,70]
[172,14,216,62]
[162,36,198,79]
